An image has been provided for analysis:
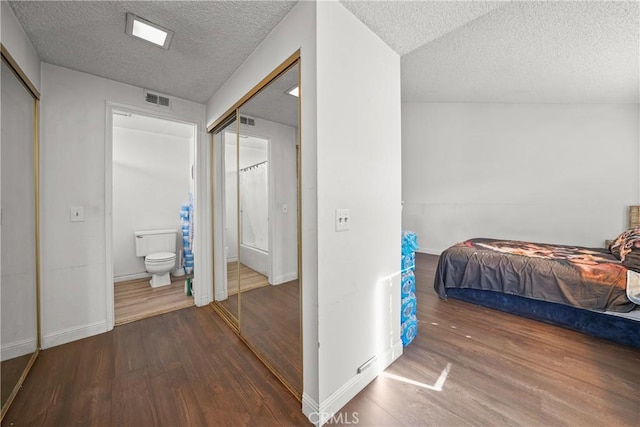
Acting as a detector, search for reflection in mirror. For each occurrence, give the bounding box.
[240,137,268,255]
[239,62,301,394]
[235,133,269,284]
[1,58,39,417]
[213,117,239,323]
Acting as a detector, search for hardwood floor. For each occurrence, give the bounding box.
[218,263,301,394]
[219,262,270,319]
[114,276,194,325]
[329,253,640,426]
[240,280,301,394]
[3,305,310,426]
[1,353,33,405]
[4,254,638,426]
[227,262,270,295]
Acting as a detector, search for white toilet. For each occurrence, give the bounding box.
[134,229,177,288]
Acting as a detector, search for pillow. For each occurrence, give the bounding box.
[620,230,640,272]
[609,228,636,260]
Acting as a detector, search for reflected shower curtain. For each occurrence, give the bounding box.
[240,162,268,251]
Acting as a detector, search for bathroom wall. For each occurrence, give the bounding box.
[224,133,268,261]
[223,119,298,284]
[112,125,192,281]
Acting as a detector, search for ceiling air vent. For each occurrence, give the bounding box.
[144,90,171,108]
[240,116,255,126]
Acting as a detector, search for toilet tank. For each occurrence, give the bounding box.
[134,229,177,257]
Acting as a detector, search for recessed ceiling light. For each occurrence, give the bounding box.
[125,13,174,49]
[287,85,299,98]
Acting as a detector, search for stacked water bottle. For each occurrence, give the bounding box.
[401,230,419,347]
[180,196,194,276]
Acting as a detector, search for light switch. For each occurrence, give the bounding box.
[335,208,350,232]
[282,204,288,214]
[70,206,85,222]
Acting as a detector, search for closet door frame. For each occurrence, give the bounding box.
[0,44,42,421]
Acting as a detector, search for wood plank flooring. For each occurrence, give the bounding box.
[240,280,301,394]
[115,276,194,325]
[329,253,640,426]
[227,262,270,295]
[218,263,301,394]
[3,305,310,426]
[4,253,638,426]
[1,352,33,406]
[219,263,270,319]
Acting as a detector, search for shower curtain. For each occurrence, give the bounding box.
[240,162,268,251]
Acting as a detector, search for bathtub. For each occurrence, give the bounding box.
[239,243,269,278]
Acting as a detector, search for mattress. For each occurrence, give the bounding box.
[435,238,636,313]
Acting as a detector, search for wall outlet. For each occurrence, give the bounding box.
[335,208,350,232]
[70,206,84,222]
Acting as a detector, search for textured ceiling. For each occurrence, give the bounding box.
[9,1,640,106]
[9,1,296,104]
[399,1,639,103]
[241,63,299,128]
[340,0,503,55]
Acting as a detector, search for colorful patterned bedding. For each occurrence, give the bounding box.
[434,238,636,313]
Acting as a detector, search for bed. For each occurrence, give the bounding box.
[434,234,640,348]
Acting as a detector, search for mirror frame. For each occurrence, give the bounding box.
[0,44,42,421]
[209,50,302,399]
[211,117,242,327]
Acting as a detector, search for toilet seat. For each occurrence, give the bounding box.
[145,252,176,263]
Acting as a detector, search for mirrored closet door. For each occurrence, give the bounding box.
[1,48,41,420]
[238,62,300,394]
[211,53,301,397]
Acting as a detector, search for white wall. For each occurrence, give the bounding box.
[0,1,40,92]
[112,126,190,280]
[265,118,298,284]
[402,103,640,253]
[39,63,206,348]
[206,0,320,410]
[224,131,239,261]
[316,0,402,413]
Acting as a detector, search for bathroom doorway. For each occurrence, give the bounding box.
[110,110,197,325]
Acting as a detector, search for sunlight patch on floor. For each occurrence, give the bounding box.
[380,363,452,391]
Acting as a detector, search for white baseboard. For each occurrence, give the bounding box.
[307,340,403,426]
[1,337,38,362]
[271,271,298,285]
[114,272,150,283]
[302,393,320,426]
[42,321,109,349]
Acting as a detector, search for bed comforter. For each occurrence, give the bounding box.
[434,238,636,313]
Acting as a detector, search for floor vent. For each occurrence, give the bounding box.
[240,116,255,126]
[144,90,171,108]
